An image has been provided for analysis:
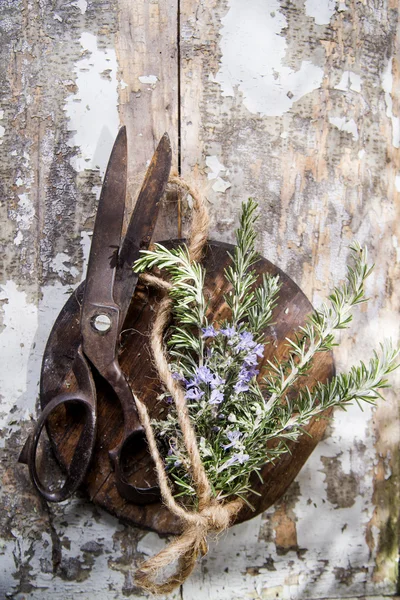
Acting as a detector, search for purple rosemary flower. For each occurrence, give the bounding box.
[228,452,250,466]
[234,379,250,393]
[202,325,219,338]
[253,343,264,358]
[185,387,204,401]
[222,430,242,450]
[243,352,259,367]
[236,330,257,352]
[239,365,259,382]
[220,325,236,338]
[193,365,214,385]
[210,373,225,389]
[209,388,224,405]
[242,344,264,368]
[219,451,250,471]
[233,362,259,394]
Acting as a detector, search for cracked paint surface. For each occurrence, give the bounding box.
[1,0,399,598]
[64,31,119,175]
[214,0,324,116]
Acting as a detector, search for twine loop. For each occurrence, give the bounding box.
[133,175,244,594]
[200,502,232,531]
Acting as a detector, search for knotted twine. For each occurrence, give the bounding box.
[132,175,245,594]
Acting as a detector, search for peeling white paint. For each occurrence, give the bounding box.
[80,230,92,280]
[382,58,400,149]
[15,193,35,228]
[13,231,23,246]
[395,173,400,192]
[0,281,37,426]
[206,155,226,179]
[137,532,168,556]
[2,500,130,599]
[293,320,397,598]
[64,32,119,175]
[263,183,350,285]
[212,178,231,193]
[10,175,35,246]
[206,155,232,193]
[50,252,79,279]
[335,70,362,93]
[91,184,102,200]
[138,74,158,85]
[329,116,359,141]
[183,516,268,599]
[0,281,73,429]
[215,0,324,116]
[275,310,396,596]
[304,0,336,25]
[71,0,87,14]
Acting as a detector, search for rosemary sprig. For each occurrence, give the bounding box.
[134,244,208,365]
[133,200,398,503]
[263,242,372,413]
[223,199,259,326]
[268,341,399,444]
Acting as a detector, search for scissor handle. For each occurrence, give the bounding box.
[20,393,96,502]
[104,361,160,504]
[19,347,97,503]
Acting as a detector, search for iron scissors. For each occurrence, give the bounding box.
[19,127,172,504]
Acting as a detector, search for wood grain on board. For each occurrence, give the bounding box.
[40,241,334,534]
[116,0,180,241]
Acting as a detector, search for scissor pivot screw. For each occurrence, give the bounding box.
[93,314,112,333]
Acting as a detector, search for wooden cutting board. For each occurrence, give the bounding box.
[40,240,334,535]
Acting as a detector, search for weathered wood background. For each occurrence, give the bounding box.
[0,1,399,598]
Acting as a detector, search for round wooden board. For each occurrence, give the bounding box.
[40,240,334,535]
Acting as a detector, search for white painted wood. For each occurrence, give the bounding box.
[179,0,400,597]
[0,0,398,597]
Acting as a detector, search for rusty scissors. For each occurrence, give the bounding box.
[19,127,172,504]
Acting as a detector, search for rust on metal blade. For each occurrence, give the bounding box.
[82,126,127,310]
[114,132,172,323]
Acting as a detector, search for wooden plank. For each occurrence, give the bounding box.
[1,0,399,597]
[0,0,179,596]
[39,241,334,533]
[179,0,400,597]
[116,0,179,239]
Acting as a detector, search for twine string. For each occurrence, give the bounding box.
[133,176,244,594]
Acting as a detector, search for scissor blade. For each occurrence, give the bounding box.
[114,132,172,326]
[82,127,127,312]
[18,436,30,464]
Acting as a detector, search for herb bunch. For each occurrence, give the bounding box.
[133,200,398,505]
